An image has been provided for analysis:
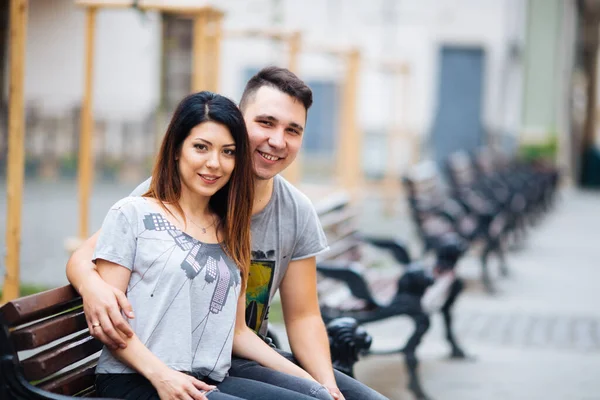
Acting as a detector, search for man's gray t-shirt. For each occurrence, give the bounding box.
[130,175,328,337]
[93,196,241,381]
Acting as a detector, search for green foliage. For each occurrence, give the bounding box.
[59,153,78,178]
[519,136,558,162]
[101,157,123,180]
[0,283,50,299]
[267,297,284,324]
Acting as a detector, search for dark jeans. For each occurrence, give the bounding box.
[229,350,389,400]
[96,372,316,400]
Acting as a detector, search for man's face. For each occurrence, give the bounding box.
[243,86,307,181]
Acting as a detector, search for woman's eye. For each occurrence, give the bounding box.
[224,149,236,156]
[194,144,207,150]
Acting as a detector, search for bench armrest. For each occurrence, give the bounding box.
[359,236,411,264]
[317,261,378,307]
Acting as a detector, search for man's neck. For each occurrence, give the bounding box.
[252,176,275,216]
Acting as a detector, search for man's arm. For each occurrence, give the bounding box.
[232,289,317,381]
[66,231,134,349]
[279,256,343,399]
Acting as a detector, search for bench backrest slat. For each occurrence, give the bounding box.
[12,309,87,351]
[0,285,81,328]
[38,360,97,396]
[319,238,360,262]
[21,331,102,381]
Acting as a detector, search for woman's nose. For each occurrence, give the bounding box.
[206,152,220,168]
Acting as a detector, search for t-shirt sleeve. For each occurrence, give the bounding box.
[93,200,138,270]
[129,177,151,197]
[291,201,329,261]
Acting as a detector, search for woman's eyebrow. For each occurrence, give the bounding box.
[193,138,212,145]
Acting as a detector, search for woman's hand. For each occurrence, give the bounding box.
[324,385,345,400]
[150,369,216,400]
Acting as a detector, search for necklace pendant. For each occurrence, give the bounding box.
[202,228,206,234]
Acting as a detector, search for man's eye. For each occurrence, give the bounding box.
[258,120,273,127]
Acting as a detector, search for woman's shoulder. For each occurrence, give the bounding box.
[108,196,147,214]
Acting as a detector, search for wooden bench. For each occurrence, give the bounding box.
[0,285,107,399]
[472,148,558,223]
[403,161,508,293]
[311,192,467,400]
[446,150,529,244]
[447,149,559,246]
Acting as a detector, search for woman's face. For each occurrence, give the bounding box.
[177,121,236,199]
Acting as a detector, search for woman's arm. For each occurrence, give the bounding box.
[96,260,215,400]
[232,289,317,382]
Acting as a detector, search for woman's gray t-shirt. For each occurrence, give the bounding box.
[93,196,241,381]
[129,175,329,337]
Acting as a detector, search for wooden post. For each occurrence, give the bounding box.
[282,32,302,185]
[78,7,96,239]
[192,10,208,92]
[383,69,400,216]
[206,10,222,93]
[383,63,410,215]
[3,0,28,302]
[287,32,300,74]
[336,50,361,194]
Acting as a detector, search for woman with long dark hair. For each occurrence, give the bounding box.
[92,92,317,400]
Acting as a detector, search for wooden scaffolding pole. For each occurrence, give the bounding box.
[78,7,96,239]
[336,49,361,194]
[282,32,302,185]
[3,0,28,302]
[383,63,410,215]
[192,10,209,92]
[205,10,222,93]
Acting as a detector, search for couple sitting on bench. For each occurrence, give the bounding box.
[66,67,388,400]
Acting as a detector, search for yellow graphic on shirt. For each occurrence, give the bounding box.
[245,260,275,334]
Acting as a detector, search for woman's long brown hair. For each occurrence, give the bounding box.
[143,92,254,287]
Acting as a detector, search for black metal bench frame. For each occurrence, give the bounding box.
[312,194,468,400]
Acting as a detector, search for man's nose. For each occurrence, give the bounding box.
[267,128,286,149]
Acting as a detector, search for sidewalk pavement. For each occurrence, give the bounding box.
[274,189,600,400]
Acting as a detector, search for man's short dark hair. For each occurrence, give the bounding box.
[239,66,313,113]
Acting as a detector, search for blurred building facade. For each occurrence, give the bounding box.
[0,0,595,185]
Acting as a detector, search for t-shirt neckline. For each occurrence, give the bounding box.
[141,197,223,247]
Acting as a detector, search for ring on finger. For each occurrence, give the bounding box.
[92,322,101,328]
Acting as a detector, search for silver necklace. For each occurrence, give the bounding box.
[184,212,218,234]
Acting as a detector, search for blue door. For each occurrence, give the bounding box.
[430,47,486,167]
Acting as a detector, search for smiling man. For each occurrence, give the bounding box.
[66,67,388,400]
